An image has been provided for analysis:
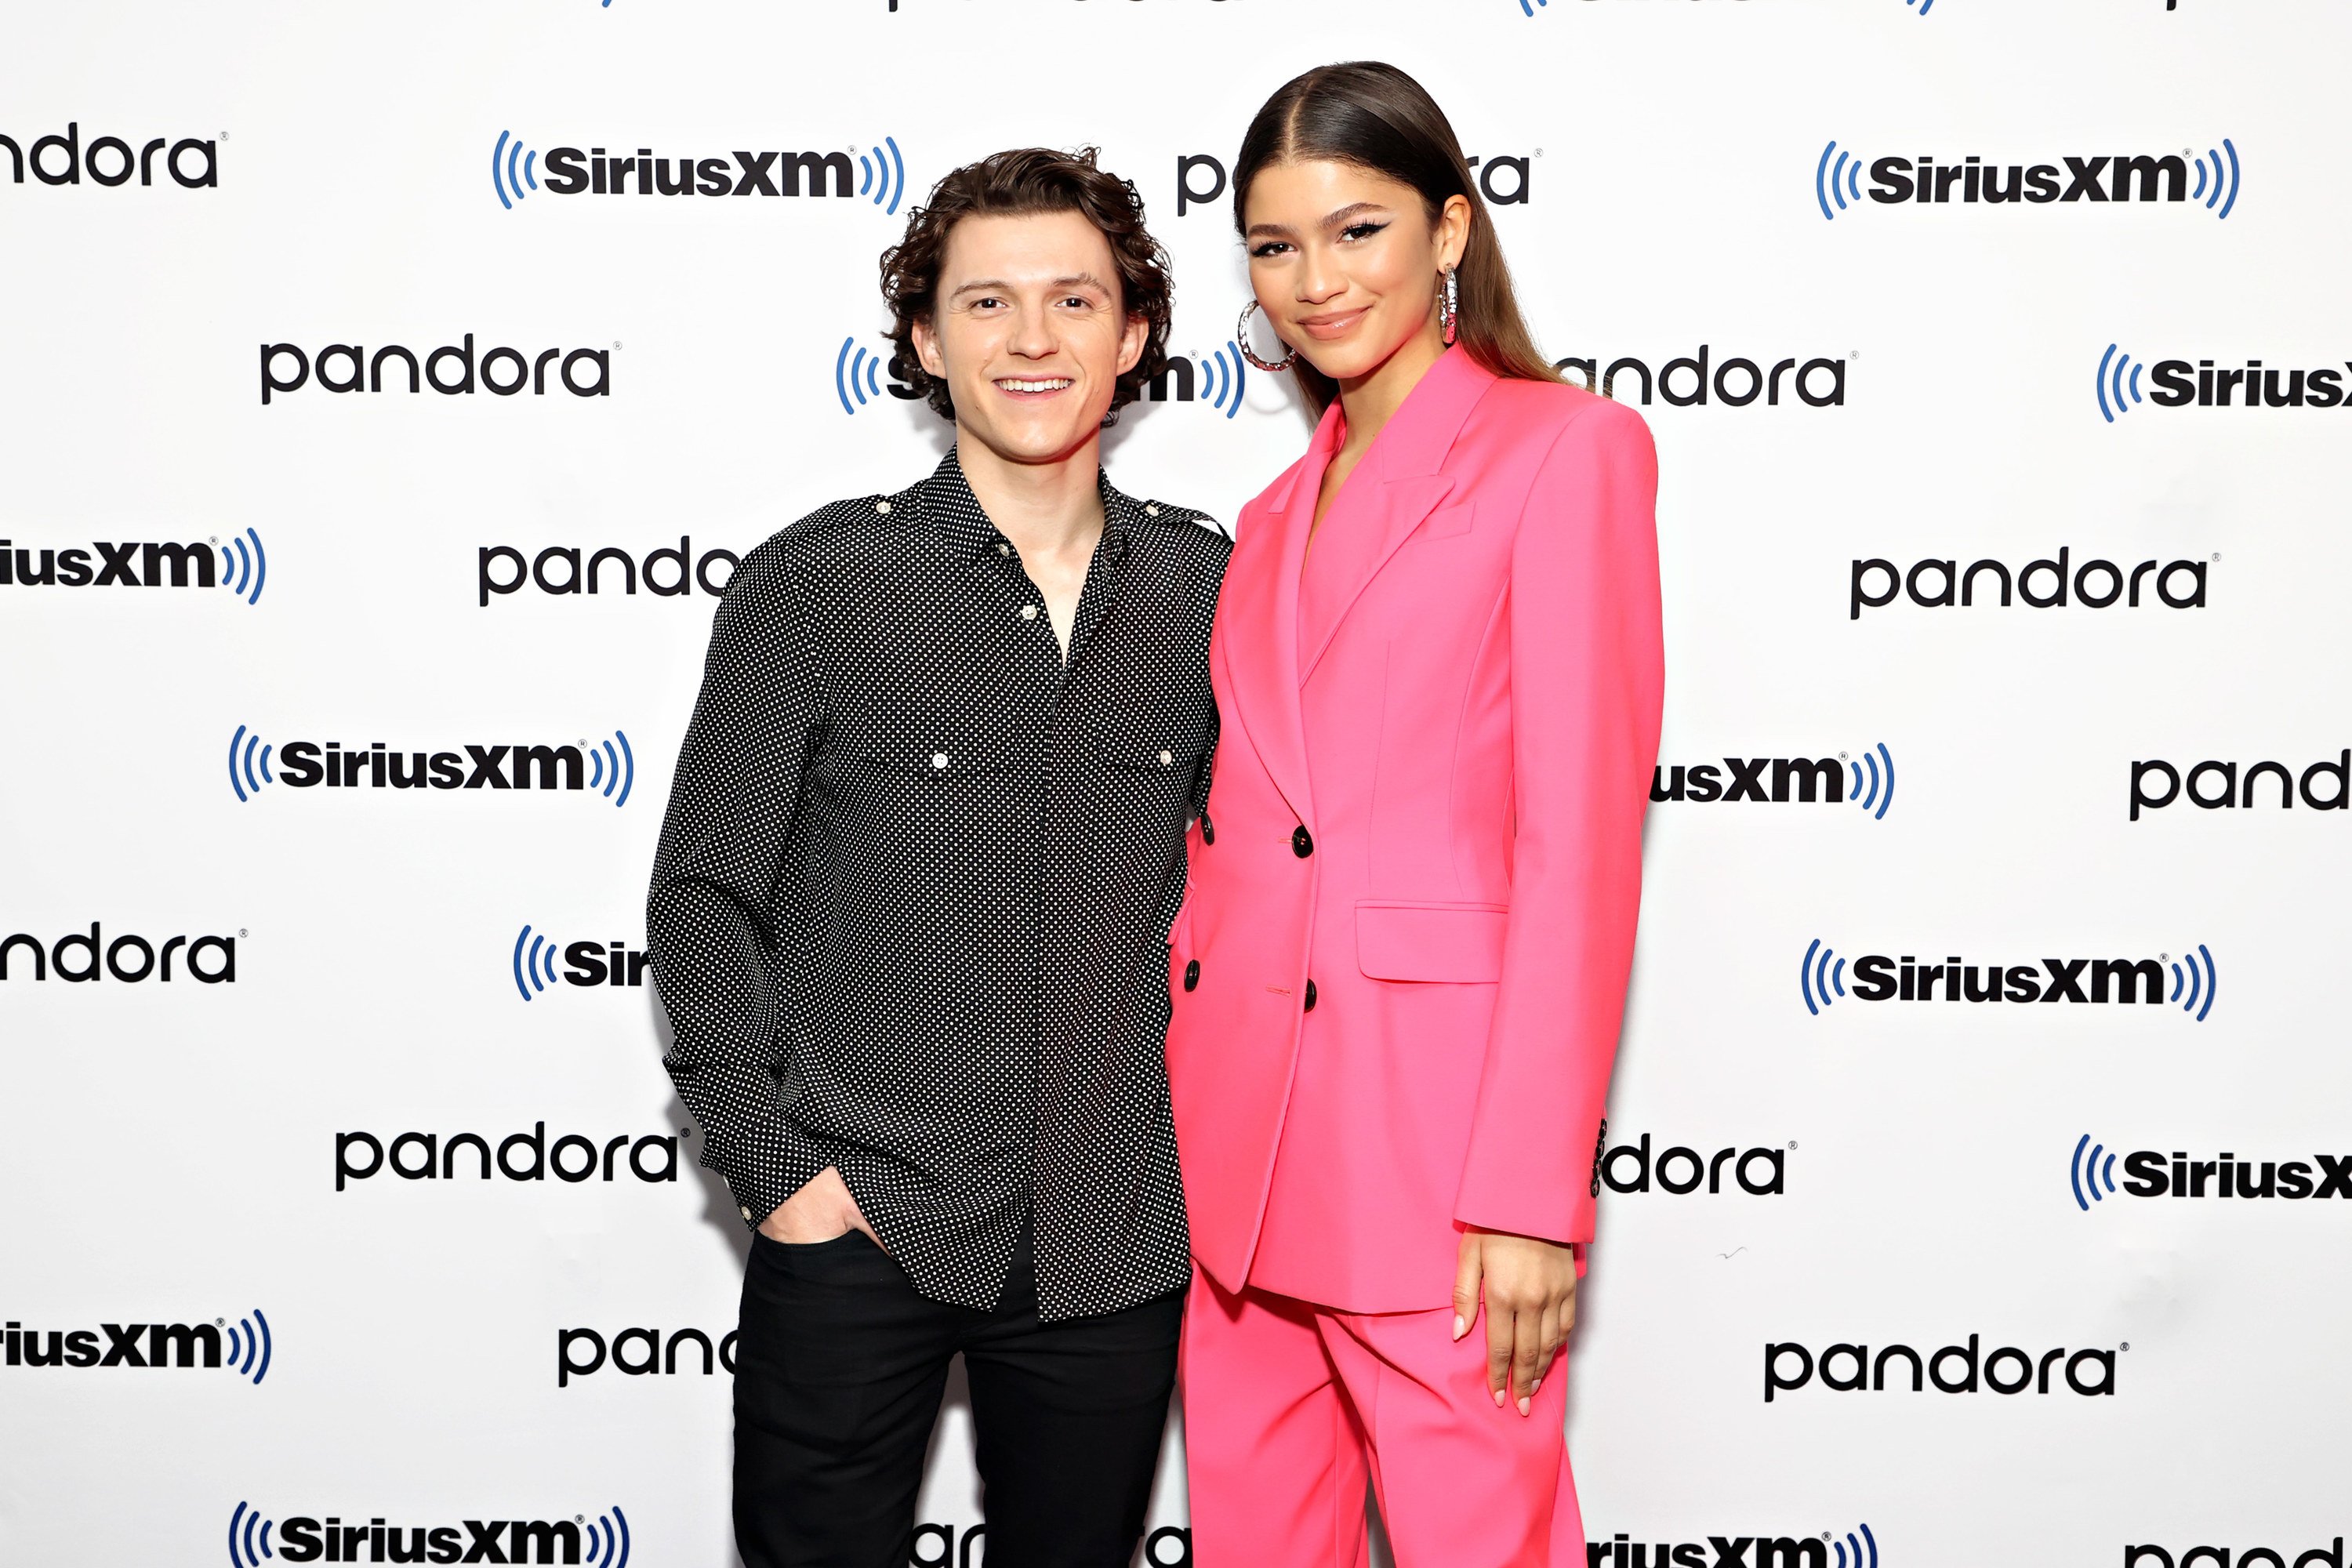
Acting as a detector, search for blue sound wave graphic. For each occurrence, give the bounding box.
[1799,938,1847,1016]
[2096,344,2146,423]
[1834,1526,1880,1568]
[1816,141,1865,221]
[836,336,887,416]
[1903,0,1934,14]
[222,1308,273,1385]
[2168,943,2218,1022]
[1515,0,1548,15]
[227,1502,273,1568]
[586,1507,631,1567]
[216,528,267,605]
[586,732,634,804]
[227,724,275,803]
[1846,742,1896,819]
[492,130,540,210]
[513,924,564,1001]
[2192,140,2241,219]
[857,137,906,216]
[1196,342,1250,419]
[2071,1134,2119,1212]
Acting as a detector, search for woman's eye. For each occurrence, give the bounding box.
[1248,241,1292,260]
[1340,222,1388,243]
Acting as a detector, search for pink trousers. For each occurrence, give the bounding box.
[1181,1270,1584,1568]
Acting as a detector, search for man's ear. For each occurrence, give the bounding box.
[1116,312,1148,378]
[911,315,947,379]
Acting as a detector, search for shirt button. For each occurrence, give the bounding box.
[739,1206,753,1221]
[931,753,949,769]
[996,542,1011,557]
[1145,504,1161,517]
[1020,604,1040,620]
[1160,750,1174,767]
[1183,960,1200,992]
[1304,978,1318,1012]
[1292,826,1314,858]
[875,499,892,514]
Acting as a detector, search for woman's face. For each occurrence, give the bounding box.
[1242,158,1469,386]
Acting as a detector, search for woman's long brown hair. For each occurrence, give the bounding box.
[1232,61,1562,419]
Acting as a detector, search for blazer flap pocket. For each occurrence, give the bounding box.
[1419,501,1475,540]
[1356,901,1508,982]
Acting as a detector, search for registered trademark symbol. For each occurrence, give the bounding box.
[1838,752,1849,760]
[681,1127,693,1138]
[1534,148,1544,158]
[613,341,622,350]
[2122,1342,2131,1351]
[216,1318,225,1327]
[239,929,249,938]
[1788,1141,1798,1150]
[575,1516,585,1525]
[1849,350,1861,361]
[2212,552,2221,561]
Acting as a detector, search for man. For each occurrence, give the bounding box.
[647,147,1225,1568]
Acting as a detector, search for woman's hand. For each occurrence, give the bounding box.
[1453,1226,1577,1415]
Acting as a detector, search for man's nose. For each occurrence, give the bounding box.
[1007,306,1058,360]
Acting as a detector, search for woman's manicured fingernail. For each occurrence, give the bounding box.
[1517,1396,1532,1417]
[1493,1388,1505,1406]
[1453,1316,1467,1341]
[1530,1377,1541,1395]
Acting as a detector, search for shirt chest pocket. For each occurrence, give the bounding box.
[1078,691,1214,782]
[826,707,1025,779]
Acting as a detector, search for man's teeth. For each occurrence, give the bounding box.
[999,378,1072,392]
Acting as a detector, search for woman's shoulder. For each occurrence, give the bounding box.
[1475,375,1653,449]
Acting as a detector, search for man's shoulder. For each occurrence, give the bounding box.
[1118,490,1232,572]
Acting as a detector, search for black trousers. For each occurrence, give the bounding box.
[733,1230,1183,1568]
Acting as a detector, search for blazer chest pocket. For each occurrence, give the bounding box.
[1356,900,1508,983]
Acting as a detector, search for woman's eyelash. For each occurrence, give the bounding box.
[1341,222,1388,241]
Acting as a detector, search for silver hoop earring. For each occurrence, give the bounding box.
[1236,300,1299,372]
[1441,266,1459,347]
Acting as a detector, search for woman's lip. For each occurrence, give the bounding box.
[1294,307,1370,339]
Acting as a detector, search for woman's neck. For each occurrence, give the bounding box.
[1333,320,1448,459]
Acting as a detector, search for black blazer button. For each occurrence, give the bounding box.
[1304,978,1317,1012]
[1183,960,1200,993]
[1200,812,1215,846]
[1291,826,1314,858]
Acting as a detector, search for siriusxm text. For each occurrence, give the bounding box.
[3,539,217,590]
[1851,955,2168,1004]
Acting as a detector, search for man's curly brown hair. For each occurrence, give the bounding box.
[880,147,1173,425]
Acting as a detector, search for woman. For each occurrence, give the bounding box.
[1164,62,1664,1566]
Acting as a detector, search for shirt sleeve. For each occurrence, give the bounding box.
[646,541,831,1229]
[1453,397,1664,1250]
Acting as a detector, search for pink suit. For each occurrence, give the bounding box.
[1166,349,1664,1566]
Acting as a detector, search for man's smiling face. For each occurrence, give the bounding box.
[913,209,1145,467]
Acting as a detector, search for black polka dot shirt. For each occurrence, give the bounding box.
[648,450,1227,1319]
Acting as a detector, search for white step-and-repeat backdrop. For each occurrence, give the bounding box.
[5,2,2347,1565]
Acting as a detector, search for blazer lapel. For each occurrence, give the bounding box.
[1296,349,1494,683]
[1218,417,1336,828]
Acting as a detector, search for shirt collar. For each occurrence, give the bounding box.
[912,445,1139,562]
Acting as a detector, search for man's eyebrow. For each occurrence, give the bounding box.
[1246,201,1391,241]
[946,273,1115,299]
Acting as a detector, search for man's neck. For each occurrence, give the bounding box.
[954,431,1107,561]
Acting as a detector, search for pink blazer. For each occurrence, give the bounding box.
[1166,349,1664,1313]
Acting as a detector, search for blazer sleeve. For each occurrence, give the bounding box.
[645,540,831,1230]
[1453,398,1664,1250]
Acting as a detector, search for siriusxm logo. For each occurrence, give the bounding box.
[6,1311,270,1381]
[2128,1538,2349,1568]
[260,338,609,404]
[1,122,216,188]
[0,924,236,985]
[1651,746,1894,819]
[1555,348,1848,408]
[3,530,266,604]
[479,539,739,606]
[227,728,633,805]
[1850,550,2209,619]
[2097,347,2352,420]
[835,336,922,416]
[494,132,908,214]
[1798,942,2219,1021]
[2072,1135,2352,1209]
[1817,140,2241,220]
[228,1502,630,1567]
[1587,1528,1880,1568]
[334,1123,682,1191]
[1145,343,1252,419]
[557,1324,737,1386]
[1596,1135,1788,1197]
[2131,751,2350,820]
[1176,150,1531,216]
[512,925,651,1000]
[1764,1337,2116,1402]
